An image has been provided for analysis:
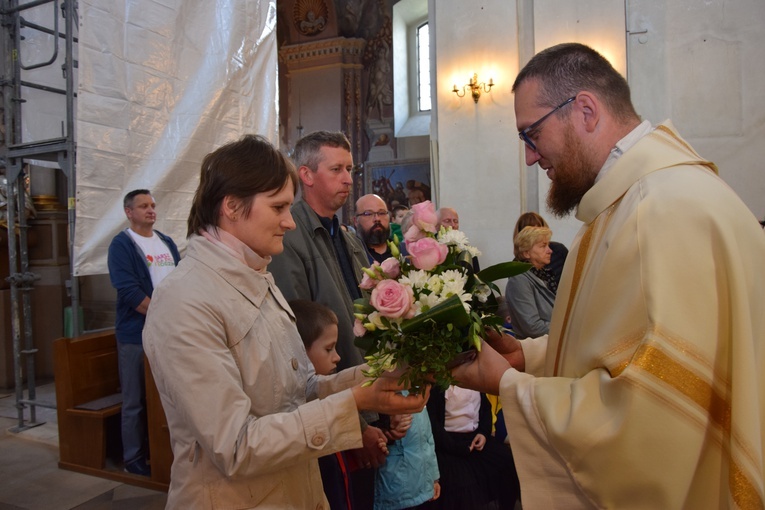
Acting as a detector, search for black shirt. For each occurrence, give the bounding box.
[319,215,361,300]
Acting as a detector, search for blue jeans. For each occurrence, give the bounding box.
[117,341,148,465]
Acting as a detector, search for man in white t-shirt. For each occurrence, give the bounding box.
[108,189,180,477]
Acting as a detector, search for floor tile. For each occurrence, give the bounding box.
[0,382,167,510]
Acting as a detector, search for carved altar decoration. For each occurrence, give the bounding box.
[293,0,328,36]
[279,0,399,179]
[363,14,393,121]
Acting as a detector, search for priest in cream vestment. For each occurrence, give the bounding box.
[454,43,765,510]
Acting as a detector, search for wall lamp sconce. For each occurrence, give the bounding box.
[452,73,494,103]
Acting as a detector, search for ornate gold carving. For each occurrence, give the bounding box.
[279,38,365,72]
[344,70,352,137]
[32,195,63,211]
[355,68,362,158]
[293,0,328,37]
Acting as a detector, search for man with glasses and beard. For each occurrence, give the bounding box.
[452,43,765,509]
[354,194,392,264]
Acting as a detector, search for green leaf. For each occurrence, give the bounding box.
[455,249,474,271]
[481,315,504,327]
[354,334,375,352]
[400,295,470,334]
[483,280,501,295]
[353,298,375,314]
[477,261,532,283]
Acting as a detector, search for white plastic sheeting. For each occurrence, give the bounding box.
[74,0,278,276]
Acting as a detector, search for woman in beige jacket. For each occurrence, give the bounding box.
[144,134,428,509]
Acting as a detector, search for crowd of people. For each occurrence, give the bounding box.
[106,42,765,509]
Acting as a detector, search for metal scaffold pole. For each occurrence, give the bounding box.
[1,0,78,431]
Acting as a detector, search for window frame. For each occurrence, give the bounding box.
[393,0,431,138]
[414,20,431,113]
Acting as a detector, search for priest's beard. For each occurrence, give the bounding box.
[362,224,390,246]
[546,126,600,217]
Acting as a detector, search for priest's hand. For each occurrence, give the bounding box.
[451,340,512,395]
[484,329,525,372]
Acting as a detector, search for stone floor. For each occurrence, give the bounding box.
[0,382,167,510]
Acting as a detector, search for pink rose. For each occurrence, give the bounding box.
[380,257,401,279]
[359,271,377,290]
[407,237,448,271]
[404,224,426,243]
[360,261,381,290]
[370,280,415,319]
[353,318,368,337]
[410,201,438,234]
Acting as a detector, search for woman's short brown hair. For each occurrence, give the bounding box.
[514,226,552,261]
[187,135,298,237]
[514,212,549,237]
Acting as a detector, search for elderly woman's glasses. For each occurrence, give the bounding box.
[518,96,576,152]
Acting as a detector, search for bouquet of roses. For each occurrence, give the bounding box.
[353,201,530,394]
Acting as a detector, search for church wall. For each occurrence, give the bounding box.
[626,0,765,224]
[432,0,765,272]
[286,67,347,147]
[433,0,527,271]
[396,135,429,161]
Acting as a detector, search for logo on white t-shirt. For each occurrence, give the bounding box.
[145,252,175,268]
[127,229,176,287]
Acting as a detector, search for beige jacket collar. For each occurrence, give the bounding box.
[186,234,294,319]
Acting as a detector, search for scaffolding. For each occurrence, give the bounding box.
[0,0,78,431]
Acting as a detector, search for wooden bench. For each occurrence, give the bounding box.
[145,356,173,485]
[54,331,123,472]
[53,330,170,491]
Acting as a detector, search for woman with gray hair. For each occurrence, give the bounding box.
[504,226,557,339]
[513,211,568,285]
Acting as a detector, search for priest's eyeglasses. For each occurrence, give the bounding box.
[356,210,390,219]
[518,96,576,152]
